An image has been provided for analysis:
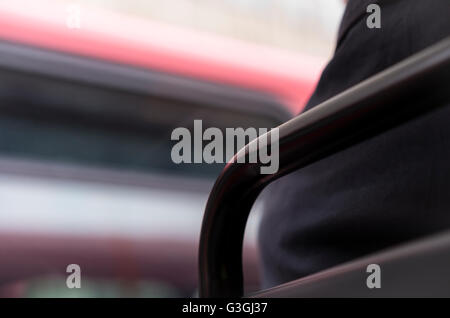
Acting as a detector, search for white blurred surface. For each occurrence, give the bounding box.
[0,167,262,245]
[0,0,345,58]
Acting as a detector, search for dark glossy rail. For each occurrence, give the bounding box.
[199,37,450,297]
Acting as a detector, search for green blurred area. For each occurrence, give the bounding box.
[24,276,183,298]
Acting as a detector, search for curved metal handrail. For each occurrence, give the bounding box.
[199,37,450,297]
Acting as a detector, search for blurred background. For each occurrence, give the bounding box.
[0,0,344,297]
[66,0,343,58]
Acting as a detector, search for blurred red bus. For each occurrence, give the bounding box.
[0,2,322,297]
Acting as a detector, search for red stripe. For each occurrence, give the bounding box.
[0,11,319,114]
